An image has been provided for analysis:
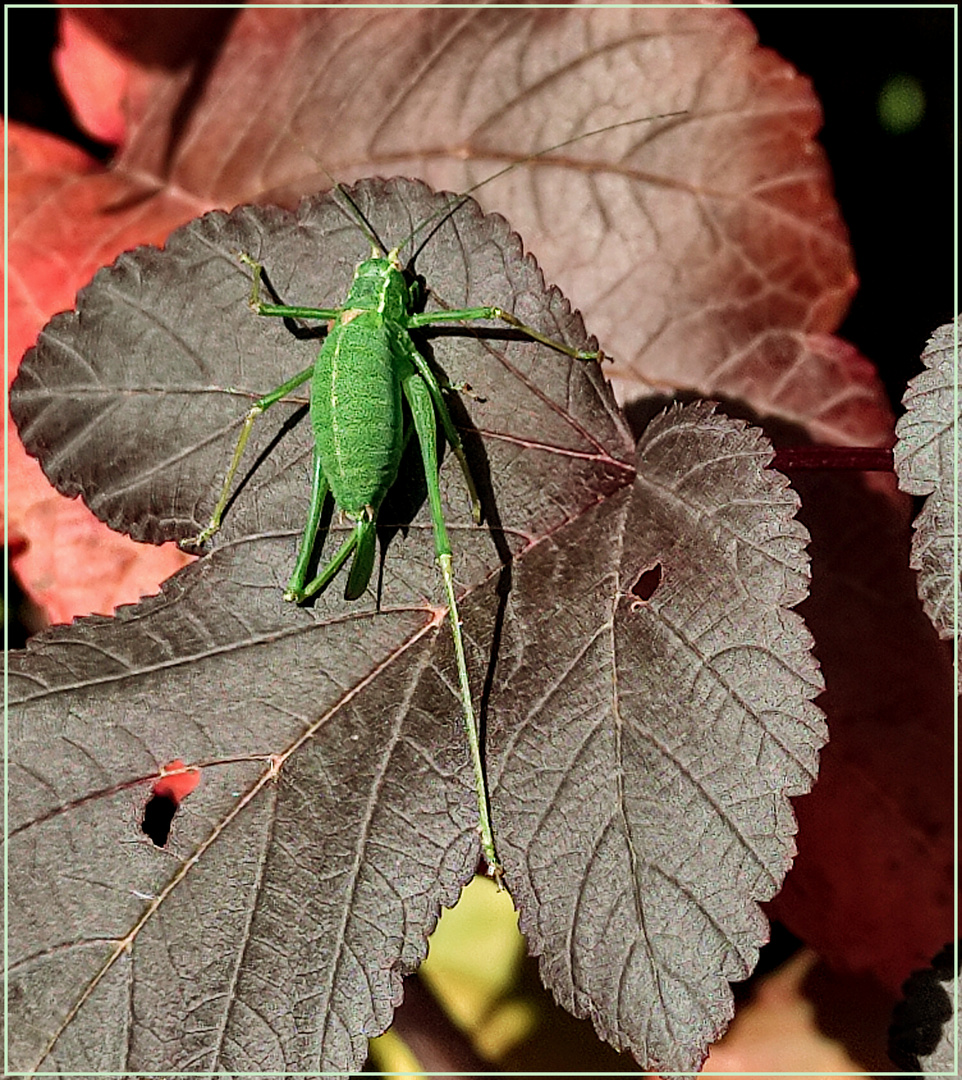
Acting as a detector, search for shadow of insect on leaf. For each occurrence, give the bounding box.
[141,759,201,847]
[629,563,662,609]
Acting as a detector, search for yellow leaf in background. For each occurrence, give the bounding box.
[421,876,532,1055]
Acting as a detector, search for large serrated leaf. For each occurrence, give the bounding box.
[13,179,627,549]
[894,315,960,688]
[8,183,822,1072]
[489,402,824,1070]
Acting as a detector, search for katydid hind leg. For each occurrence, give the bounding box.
[404,341,481,524]
[402,369,502,882]
[290,519,365,603]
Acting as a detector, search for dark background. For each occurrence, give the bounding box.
[750,6,955,409]
[6,5,955,411]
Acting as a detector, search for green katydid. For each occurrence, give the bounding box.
[182,114,681,882]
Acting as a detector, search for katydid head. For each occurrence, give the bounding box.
[347,253,412,322]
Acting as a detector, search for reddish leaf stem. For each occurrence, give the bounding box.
[771,446,894,472]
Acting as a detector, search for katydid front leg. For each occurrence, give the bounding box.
[407,305,601,362]
[239,251,344,323]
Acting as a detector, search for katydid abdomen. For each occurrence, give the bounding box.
[311,310,405,519]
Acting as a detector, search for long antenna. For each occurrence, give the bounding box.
[288,135,392,256]
[401,110,688,263]
[287,110,686,265]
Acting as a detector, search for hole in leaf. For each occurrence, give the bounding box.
[141,793,178,847]
[630,563,662,603]
[141,759,200,847]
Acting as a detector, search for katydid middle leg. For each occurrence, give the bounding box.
[184,363,316,547]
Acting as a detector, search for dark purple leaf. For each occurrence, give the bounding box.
[8,183,820,1072]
